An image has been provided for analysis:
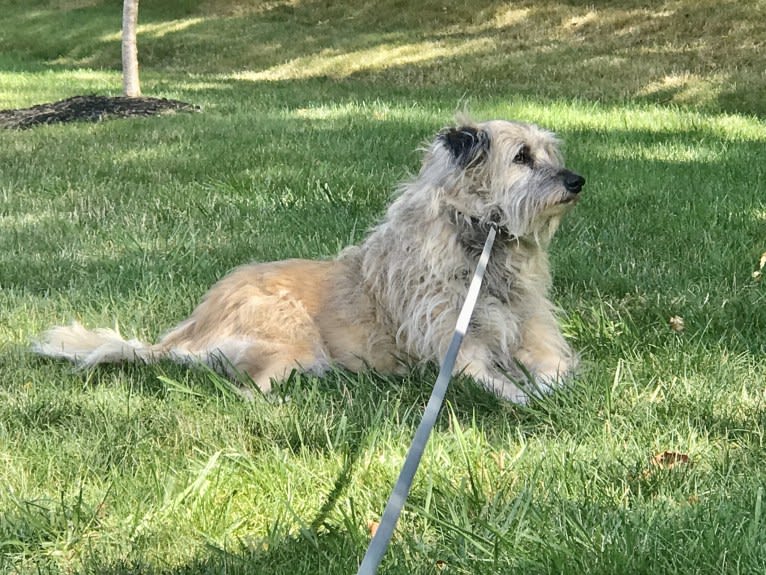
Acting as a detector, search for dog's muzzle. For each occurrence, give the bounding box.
[560,170,585,203]
[562,170,585,194]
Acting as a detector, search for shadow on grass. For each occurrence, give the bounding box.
[1,1,765,116]
[7,107,765,356]
[5,68,766,572]
[19,325,766,574]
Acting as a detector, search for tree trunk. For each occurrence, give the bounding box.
[121,0,141,97]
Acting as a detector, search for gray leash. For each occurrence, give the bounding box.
[356,225,497,575]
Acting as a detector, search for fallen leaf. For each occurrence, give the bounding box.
[640,450,691,479]
[754,252,766,282]
[669,316,685,332]
[367,520,380,538]
[650,450,690,470]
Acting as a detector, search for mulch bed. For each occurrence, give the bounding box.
[0,95,200,129]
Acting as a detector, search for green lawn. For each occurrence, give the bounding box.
[1,1,766,573]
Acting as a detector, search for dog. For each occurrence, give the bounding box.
[33,119,585,403]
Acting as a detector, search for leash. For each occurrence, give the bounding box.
[356,224,497,575]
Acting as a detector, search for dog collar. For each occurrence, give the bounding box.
[471,216,516,243]
[447,208,517,244]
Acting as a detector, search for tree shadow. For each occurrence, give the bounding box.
[3,36,765,568]
[2,1,764,116]
[7,111,764,352]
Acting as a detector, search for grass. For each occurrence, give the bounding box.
[1,0,766,573]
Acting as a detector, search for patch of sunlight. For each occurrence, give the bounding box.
[564,10,599,29]
[15,9,49,21]
[230,38,490,82]
[638,72,720,108]
[486,100,766,142]
[562,7,673,37]
[0,211,55,230]
[117,144,187,164]
[199,0,302,17]
[100,18,205,42]
[288,102,436,123]
[176,77,233,93]
[0,69,118,107]
[0,68,115,88]
[600,142,721,163]
[708,115,766,141]
[583,54,629,68]
[291,107,352,121]
[492,7,530,28]
[64,69,118,83]
[52,0,101,10]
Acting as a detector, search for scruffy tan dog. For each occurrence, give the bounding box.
[34,119,584,403]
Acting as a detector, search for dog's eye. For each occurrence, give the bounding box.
[513,146,532,165]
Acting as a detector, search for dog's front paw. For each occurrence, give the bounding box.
[475,375,530,404]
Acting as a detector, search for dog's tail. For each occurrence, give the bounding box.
[32,322,163,368]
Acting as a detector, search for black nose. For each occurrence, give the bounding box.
[563,171,585,194]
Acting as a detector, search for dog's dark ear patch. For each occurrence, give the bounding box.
[439,126,490,168]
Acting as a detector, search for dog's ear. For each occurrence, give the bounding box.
[439,126,490,169]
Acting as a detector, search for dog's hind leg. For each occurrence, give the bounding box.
[209,338,330,393]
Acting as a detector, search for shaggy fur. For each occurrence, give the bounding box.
[33,119,585,403]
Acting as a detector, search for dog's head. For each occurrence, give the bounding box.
[421,119,585,243]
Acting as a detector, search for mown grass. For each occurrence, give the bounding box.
[1,1,766,574]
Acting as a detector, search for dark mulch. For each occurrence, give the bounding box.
[0,95,200,129]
